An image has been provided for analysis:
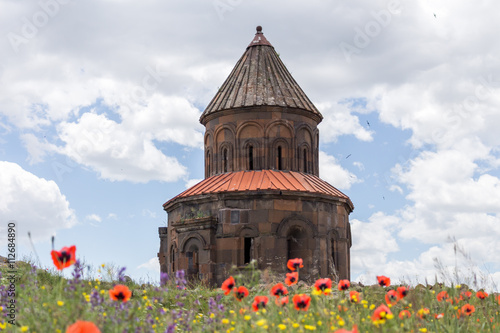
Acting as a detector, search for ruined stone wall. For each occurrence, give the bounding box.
[162,191,351,286]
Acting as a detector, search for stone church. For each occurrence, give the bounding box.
[158,27,353,285]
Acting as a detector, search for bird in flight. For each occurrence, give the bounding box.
[346,154,351,159]
[366,120,370,127]
[433,13,437,18]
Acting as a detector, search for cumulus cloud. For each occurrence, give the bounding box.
[137,257,160,272]
[317,102,373,143]
[0,161,77,243]
[319,151,361,190]
[56,111,190,183]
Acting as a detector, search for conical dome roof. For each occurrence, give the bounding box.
[200,26,322,124]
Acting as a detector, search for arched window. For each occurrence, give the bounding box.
[244,237,252,264]
[187,244,199,280]
[206,150,211,176]
[303,148,307,173]
[223,148,228,173]
[248,145,254,170]
[277,146,283,170]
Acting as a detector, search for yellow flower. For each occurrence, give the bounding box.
[304,325,316,331]
[256,319,267,327]
[101,264,105,268]
[419,329,427,333]
[278,324,287,330]
[0,323,6,330]
[222,319,229,324]
[369,304,375,310]
[21,326,29,332]
[338,319,345,326]
[317,321,322,326]
[103,312,107,317]
[292,323,300,328]
[41,286,45,290]
[57,301,64,306]
[244,315,251,321]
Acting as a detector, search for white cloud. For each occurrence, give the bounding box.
[107,213,117,220]
[185,178,203,189]
[319,151,360,190]
[86,214,102,223]
[0,161,77,243]
[56,111,189,183]
[137,257,160,272]
[317,102,373,143]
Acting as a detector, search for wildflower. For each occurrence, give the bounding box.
[372,304,393,323]
[461,291,472,299]
[436,291,449,302]
[275,296,289,306]
[398,310,411,319]
[397,286,409,299]
[349,290,360,303]
[234,286,249,301]
[285,272,298,286]
[252,296,269,311]
[221,276,235,295]
[384,290,398,305]
[160,272,169,286]
[278,324,287,330]
[66,320,101,333]
[57,301,64,306]
[270,283,288,298]
[292,294,311,311]
[314,278,332,295]
[338,279,350,291]
[416,308,430,319]
[376,276,390,287]
[434,313,444,319]
[51,245,76,270]
[20,327,28,332]
[476,291,488,300]
[287,258,303,271]
[461,304,475,316]
[333,325,358,333]
[109,284,132,302]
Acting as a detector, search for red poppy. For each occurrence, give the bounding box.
[461,303,475,316]
[371,304,392,322]
[270,283,288,297]
[461,291,472,299]
[434,313,444,319]
[476,291,488,299]
[252,296,269,311]
[314,278,332,295]
[234,286,249,301]
[333,325,358,333]
[293,294,311,311]
[436,291,449,302]
[109,284,132,302]
[285,272,298,286]
[338,279,350,291]
[398,310,411,319]
[385,290,399,305]
[221,276,235,295]
[275,296,289,306]
[51,245,76,270]
[66,320,101,333]
[349,290,360,303]
[397,286,409,299]
[376,275,390,287]
[287,258,303,271]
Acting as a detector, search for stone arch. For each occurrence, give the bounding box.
[242,139,260,170]
[271,138,290,170]
[264,120,294,139]
[214,124,236,174]
[236,122,264,170]
[237,224,259,238]
[180,232,208,253]
[277,215,317,238]
[218,142,234,173]
[298,142,311,173]
[169,241,178,274]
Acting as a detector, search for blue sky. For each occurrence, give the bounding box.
[1,0,500,289]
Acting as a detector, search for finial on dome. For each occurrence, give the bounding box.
[256,26,263,33]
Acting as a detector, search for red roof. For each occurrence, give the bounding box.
[164,170,353,210]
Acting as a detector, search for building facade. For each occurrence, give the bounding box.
[158,27,353,285]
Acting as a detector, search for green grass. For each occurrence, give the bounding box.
[1,260,499,332]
